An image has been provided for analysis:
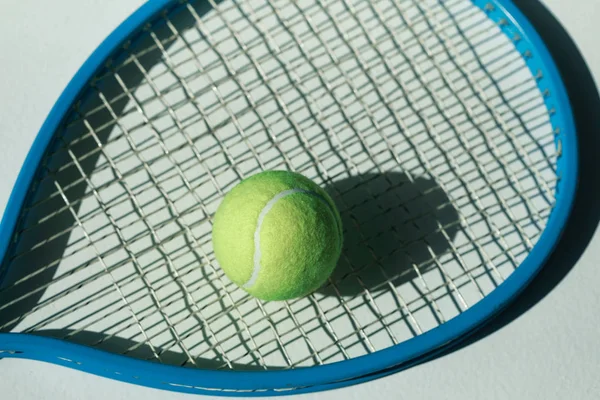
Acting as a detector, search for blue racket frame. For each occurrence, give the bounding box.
[0,0,578,396]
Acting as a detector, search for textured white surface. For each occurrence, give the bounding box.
[0,0,599,399]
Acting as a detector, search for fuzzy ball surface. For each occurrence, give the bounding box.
[212,171,343,301]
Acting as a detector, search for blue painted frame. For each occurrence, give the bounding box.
[0,0,578,396]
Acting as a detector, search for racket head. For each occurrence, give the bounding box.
[0,0,577,395]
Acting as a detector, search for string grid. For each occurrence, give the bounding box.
[0,0,557,371]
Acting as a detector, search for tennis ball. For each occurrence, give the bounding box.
[212,170,343,301]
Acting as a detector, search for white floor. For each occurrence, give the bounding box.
[0,1,598,399]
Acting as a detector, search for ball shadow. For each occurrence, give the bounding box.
[317,172,460,298]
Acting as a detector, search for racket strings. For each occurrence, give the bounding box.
[12,65,548,286]
[13,17,543,233]
[0,162,552,342]
[426,0,556,217]
[10,0,552,282]
[9,78,553,273]
[5,113,553,292]
[0,0,557,370]
[9,0,514,214]
[11,76,547,266]
[54,0,472,125]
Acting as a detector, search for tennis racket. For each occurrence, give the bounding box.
[0,0,577,396]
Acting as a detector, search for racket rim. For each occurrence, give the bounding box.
[0,0,578,395]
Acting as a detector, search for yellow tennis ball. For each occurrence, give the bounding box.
[212,170,343,301]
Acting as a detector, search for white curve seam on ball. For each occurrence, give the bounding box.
[243,188,338,289]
